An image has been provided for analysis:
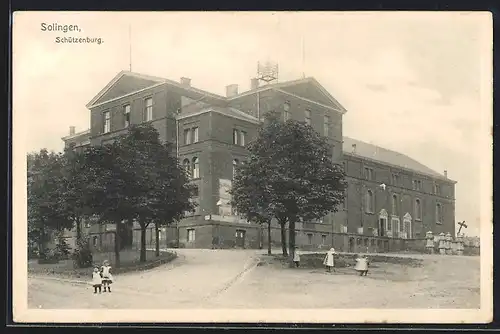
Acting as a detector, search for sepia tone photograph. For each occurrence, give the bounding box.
[12,11,492,323]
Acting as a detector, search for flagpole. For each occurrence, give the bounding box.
[129,24,132,71]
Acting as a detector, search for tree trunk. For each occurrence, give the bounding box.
[140,222,147,262]
[280,221,288,257]
[288,219,296,266]
[114,223,121,268]
[267,221,272,255]
[155,222,160,257]
[38,223,46,256]
[76,217,82,242]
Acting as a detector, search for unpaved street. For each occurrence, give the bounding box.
[28,250,480,309]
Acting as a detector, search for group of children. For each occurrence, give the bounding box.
[292,246,370,276]
[91,260,114,294]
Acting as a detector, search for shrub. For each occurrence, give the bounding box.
[72,239,93,268]
[37,248,60,264]
[55,236,71,260]
[167,241,186,249]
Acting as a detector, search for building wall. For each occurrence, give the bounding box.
[62,77,456,252]
[342,154,456,239]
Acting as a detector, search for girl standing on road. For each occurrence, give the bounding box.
[323,248,337,272]
[91,267,102,294]
[354,254,369,276]
[293,246,301,268]
[100,260,113,292]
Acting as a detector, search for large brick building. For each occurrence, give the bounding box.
[62,71,456,253]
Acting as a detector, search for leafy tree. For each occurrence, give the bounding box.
[80,143,133,267]
[231,155,274,255]
[115,125,195,262]
[58,148,93,242]
[83,125,195,263]
[232,114,346,263]
[27,149,74,255]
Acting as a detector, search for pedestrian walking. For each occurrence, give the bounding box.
[100,260,113,292]
[323,248,337,272]
[354,254,369,276]
[293,246,301,268]
[91,267,102,294]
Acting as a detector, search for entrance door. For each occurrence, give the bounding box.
[379,218,386,237]
[235,230,246,248]
[348,237,355,253]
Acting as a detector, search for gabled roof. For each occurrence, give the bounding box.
[342,136,454,182]
[228,77,347,113]
[86,71,227,109]
[86,71,165,108]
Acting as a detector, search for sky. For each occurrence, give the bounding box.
[13,12,492,237]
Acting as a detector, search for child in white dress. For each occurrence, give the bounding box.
[100,260,113,292]
[91,267,102,294]
[323,248,337,272]
[354,254,369,276]
[293,246,301,268]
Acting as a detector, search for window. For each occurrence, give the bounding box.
[392,173,399,186]
[365,190,374,213]
[392,218,400,238]
[240,131,246,146]
[284,101,290,112]
[341,190,347,210]
[413,179,422,191]
[232,159,239,179]
[187,229,196,242]
[392,194,398,215]
[145,98,153,121]
[307,233,313,245]
[434,183,441,195]
[124,104,131,128]
[184,129,192,145]
[436,203,442,224]
[92,236,98,247]
[183,158,191,177]
[321,234,327,245]
[415,199,422,221]
[192,186,199,197]
[283,110,289,122]
[192,157,200,179]
[233,129,239,145]
[193,127,199,143]
[364,167,374,180]
[305,109,311,125]
[103,111,111,133]
[323,115,330,136]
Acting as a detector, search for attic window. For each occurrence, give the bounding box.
[305,109,311,125]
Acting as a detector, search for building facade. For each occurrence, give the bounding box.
[62,71,456,253]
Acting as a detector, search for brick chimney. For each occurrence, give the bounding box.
[250,78,259,90]
[180,77,191,87]
[226,84,239,97]
[352,144,357,154]
[444,170,448,178]
[69,126,75,135]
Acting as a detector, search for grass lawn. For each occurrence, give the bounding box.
[28,249,177,279]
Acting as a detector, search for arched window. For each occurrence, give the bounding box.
[192,157,200,179]
[392,194,398,215]
[415,199,422,221]
[365,190,374,213]
[183,158,191,177]
[436,203,442,224]
[232,159,239,179]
